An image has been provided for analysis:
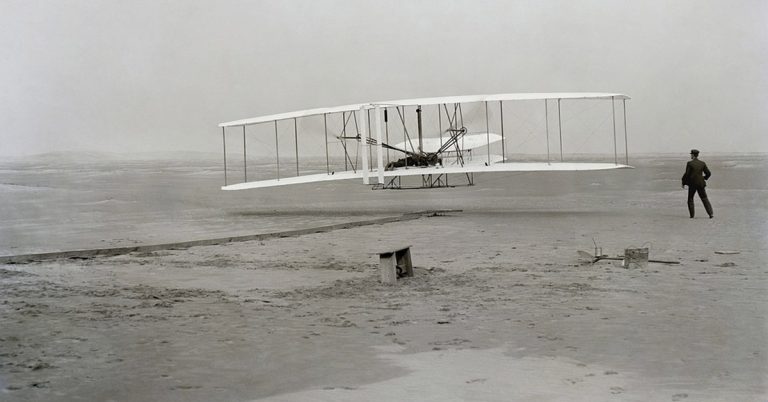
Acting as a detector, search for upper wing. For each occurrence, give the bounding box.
[219,93,631,127]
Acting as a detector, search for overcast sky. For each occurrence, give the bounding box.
[1,0,766,157]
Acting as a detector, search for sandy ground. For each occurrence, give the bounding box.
[1,171,767,400]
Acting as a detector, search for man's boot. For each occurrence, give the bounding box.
[703,198,713,218]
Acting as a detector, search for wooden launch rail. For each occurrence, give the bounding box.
[0,210,461,264]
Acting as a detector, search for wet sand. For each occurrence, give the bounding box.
[1,154,767,401]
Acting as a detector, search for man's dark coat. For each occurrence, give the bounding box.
[682,158,711,188]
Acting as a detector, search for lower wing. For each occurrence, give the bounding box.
[222,162,632,190]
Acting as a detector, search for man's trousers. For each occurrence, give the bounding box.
[688,186,714,218]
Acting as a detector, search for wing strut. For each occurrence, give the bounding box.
[544,100,550,165]
[485,101,490,165]
[323,113,330,175]
[374,105,384,184]
[499,100,506,163]
[360,105,369,184]
[611,96,618,165]
[342,112,348,171]
[222,127,227,186]
[274,121,280,180]
[338,112,360,173]
[294,118,299,176]
[558,99,563,162]
[367,109,373,169]
[385,109,390,165]
[417,105,423,153]
[623,99,629,165]
[438,104,443,150]
[243,126,247,182]
[441,103,467,166]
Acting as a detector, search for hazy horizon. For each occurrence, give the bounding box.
[1,0,766,157]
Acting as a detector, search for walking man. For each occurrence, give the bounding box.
[681,149,714,219]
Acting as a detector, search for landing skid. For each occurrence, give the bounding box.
[371,173,474,190]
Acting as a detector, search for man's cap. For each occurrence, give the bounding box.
[690,149,699,156]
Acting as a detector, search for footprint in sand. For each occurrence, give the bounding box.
[429,338,470,346]
[172,384,202,390]
[672,393,688,401]
[610,386,624,394]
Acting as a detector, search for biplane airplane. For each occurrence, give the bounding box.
[218,93,631,190]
